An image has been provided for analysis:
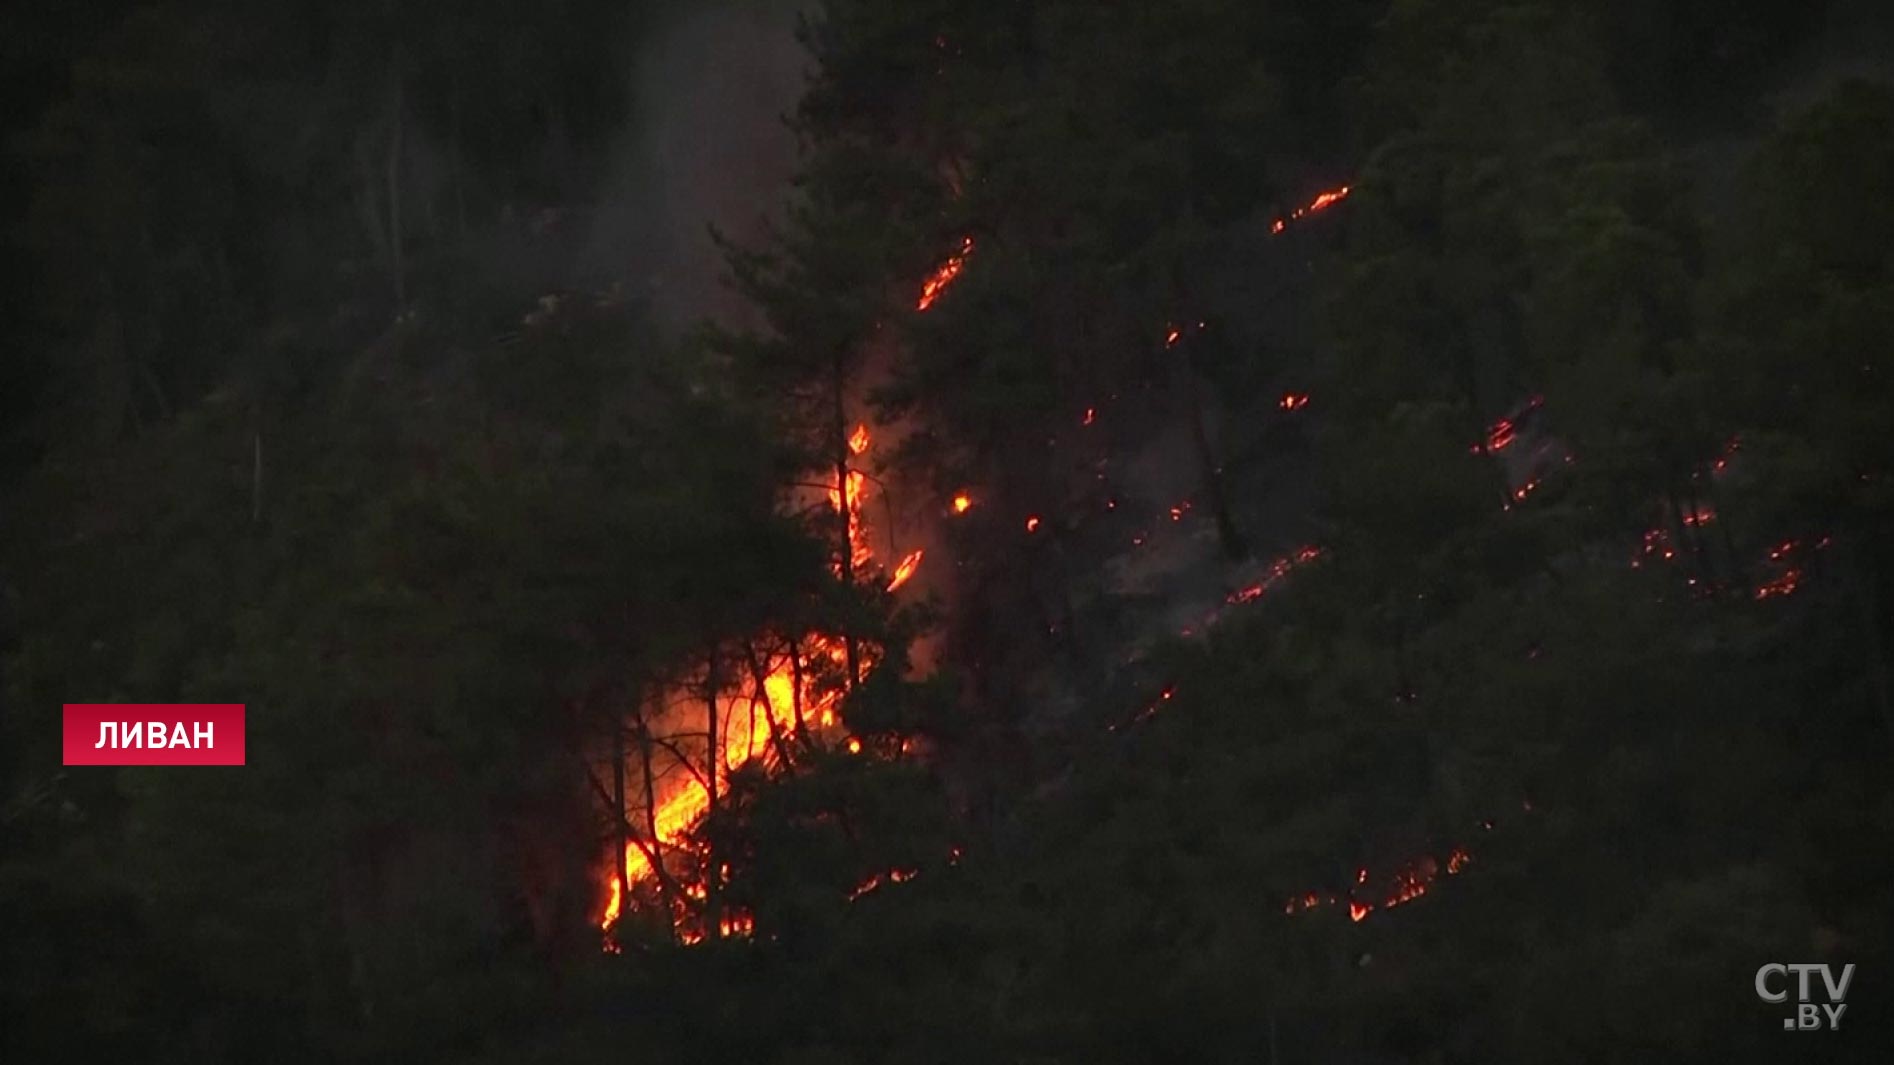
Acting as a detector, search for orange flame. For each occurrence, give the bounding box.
[1481,396,1543,453]
[1227,545,1323,605]
[848,866,918,901]
[886,548,924,591]
[1288,844,1467,926]
[599,420,930,946]
[1270,184,1352,235]
[951,492,972,514]
[916,237,974,311]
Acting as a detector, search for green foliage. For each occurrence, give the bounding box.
[7,2,1894,1063]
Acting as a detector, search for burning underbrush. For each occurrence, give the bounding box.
[594,418,943,948]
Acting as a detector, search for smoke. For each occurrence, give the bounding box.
[578,1,810,334]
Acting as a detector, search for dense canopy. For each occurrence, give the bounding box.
[4,1,1893,1061]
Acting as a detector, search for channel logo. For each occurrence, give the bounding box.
[1756,963,1854,1032]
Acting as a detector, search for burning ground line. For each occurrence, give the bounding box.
[1284,844,1476,924]
[1285,803,1534,925]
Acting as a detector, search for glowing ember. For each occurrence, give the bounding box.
[848,866,918,901]
[1082,407,1096,426]
[1482,395,1544,453]
[1755,569,1802,600]
[1116,684,1178,730]
[951,492,973,514]
[1270,184,1352,234]
[1025,515,1041,533]
[1635,526,1677,565]
[916,236,973,311]
[1226,545,1323,605]
[1165,325,1182,347]
[1279,392,1310,411]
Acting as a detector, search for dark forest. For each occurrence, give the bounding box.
[5,1,1894,1061]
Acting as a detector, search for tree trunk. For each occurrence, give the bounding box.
[251,428,264,524]
[386,57,406,310]
[1666,486,1709,584]
[610,703,629,929]
[703,648,722,939]
[1174,340,1248,560]
[833,347,862,687]
[449,72,469,243]
[1850,542,1894,766]
[789,635,808,735]
[635,713,679,942]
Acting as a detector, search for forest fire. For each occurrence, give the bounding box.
[916,236,974,310]
[598,422,928,946]
[1270,184,1352,234]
